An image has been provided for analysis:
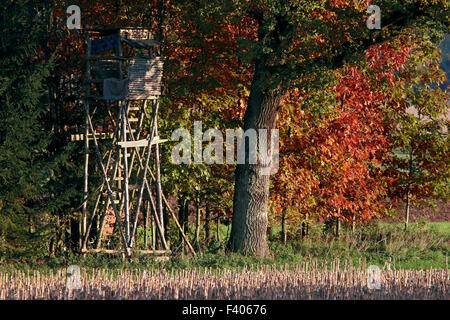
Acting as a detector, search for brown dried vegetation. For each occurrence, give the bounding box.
[0,260,448,300]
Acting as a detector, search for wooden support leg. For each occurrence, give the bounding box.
[83,104,122,250]
[86,112,131,257]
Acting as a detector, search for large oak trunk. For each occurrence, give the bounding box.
[227,62,285,257]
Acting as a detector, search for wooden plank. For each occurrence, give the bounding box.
[125,58,163,99]
[117,137,168,148]
[86,113,131,257]
[125,95,158,101]
[118,139,148,148]
[151,137,168,144]
[125,93,161,100]
[120,28,151,41]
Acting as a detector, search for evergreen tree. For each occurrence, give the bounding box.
[0,1,55,261]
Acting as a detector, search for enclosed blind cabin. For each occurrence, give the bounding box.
[72,28,194,257]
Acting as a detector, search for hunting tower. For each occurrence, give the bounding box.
[72,27,194,258]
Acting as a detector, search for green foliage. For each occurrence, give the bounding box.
[1,221,447,271]
[0,1,81,261]
[386,29,449,209]
[0,1,55,258]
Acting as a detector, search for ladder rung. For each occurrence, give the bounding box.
[128,118,139,122]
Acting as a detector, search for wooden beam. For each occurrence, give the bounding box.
[117,137,167,148]
[86,112,131,257]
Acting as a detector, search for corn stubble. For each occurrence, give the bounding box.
[0,260,448,300]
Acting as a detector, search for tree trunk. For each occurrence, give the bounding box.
[195,201,201,244]
[281,210,287,244]
[70,216,80,252]
[144,200,149,248]
[204,206,210,245]
[163,205,170,246]
[351,214,355,235]
[216,212,220,242]
[405,146,414,231]
[335,217,340,238]
[301,222,307,239]
[227,61,285,257]
[151,212,156,250]
[184,200,189,239]
[177,197,185,243]
[404,190,411,231]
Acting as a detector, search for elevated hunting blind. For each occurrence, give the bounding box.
[71,28,194,258]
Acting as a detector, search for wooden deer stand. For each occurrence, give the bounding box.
[72,28,194,258]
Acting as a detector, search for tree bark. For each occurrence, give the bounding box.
[204,206,210,245]
[151,212,156,250]
[301,222,308,239]
[177,197,185,243]
[184,200,189,239]
[144,200,149,248]
[216,212,220,242]
[405,146,414,231]
[281,210,287,244]
[335,217,340,238]
[70,216,80,252]
[404,190,411,231]
[163,205,170,246]
[194,200,201,244]
[227,61,285,257]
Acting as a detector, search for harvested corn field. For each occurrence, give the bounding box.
[1,262,448,300]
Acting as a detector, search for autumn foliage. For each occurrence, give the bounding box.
[1,0,447,259]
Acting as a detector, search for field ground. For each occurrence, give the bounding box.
[0,220,448,300]
[0,265,448,300]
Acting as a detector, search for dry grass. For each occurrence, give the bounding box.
[0,260,448,300]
